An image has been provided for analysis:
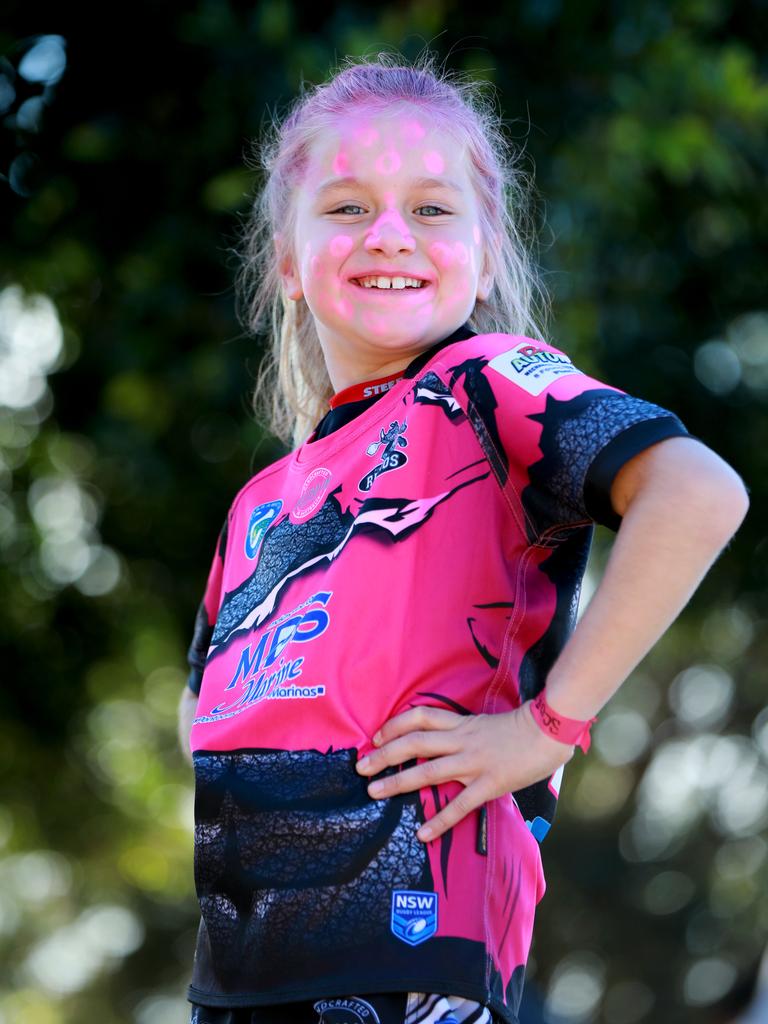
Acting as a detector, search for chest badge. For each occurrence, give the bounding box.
[359,419,408,492]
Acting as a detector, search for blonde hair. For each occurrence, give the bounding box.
[234,50,550,449]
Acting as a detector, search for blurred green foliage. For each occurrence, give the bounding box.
[0,2,766,1022]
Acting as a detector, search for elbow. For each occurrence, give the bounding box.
[682,463,750,546]
[710,474,749,539]
[619,439,750,547]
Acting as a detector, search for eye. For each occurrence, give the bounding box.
[415,205,450,217]
[329,204,366,215]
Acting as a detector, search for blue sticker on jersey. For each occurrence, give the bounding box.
[390,889,438,946]
[244,500,283,560]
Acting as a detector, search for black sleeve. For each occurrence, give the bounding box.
[584,415,695,531]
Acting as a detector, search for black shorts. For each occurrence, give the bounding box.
[190,992,496,1024]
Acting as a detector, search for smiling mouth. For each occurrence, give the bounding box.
[350,277,430,291]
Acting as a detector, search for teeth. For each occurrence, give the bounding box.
[357,276,425,289]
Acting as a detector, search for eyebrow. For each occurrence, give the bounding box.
[313,175,465,199]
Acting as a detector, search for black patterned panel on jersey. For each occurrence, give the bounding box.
[412,371,465,420]
[193,748,431,991]
[511,532,592,831]
[447,355,511,494]
[525,390,688,539]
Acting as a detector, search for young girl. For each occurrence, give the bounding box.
[179,54,748,1024]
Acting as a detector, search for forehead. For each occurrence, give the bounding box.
[302,104,470,184]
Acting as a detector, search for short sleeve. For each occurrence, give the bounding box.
[454,336,691,538]
[186,517,228,695]
[525,387,691,533]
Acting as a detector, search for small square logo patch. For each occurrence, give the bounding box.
[391,890,438,946]
[488,342,581,395]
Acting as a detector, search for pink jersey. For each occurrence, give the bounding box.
[185,330,688,1021]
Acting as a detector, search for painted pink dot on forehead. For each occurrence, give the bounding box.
[332,150,350,175]
[375,149,402,175]
[353,124,379,147]
[400,119,426,143]
[423,151,445,174]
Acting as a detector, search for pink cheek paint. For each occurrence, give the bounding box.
[473,224,482,246]
[333,297,353,320]
[453,242,469,265]
[423,150,445,174]
[429,241,456,269]
[375,149,402,175]
[329,234,354,258]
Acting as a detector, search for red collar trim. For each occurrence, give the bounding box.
[329,373,405,409]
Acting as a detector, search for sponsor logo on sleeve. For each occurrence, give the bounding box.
[488,342,581,396]
[391,889,438,946]
[244,500,283,560]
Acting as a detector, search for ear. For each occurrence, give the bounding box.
[274,231,303,301]
[476,247,494,302]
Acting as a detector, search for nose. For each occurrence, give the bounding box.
[364,209,415,256]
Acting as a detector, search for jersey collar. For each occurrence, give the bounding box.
[328,322,476,409]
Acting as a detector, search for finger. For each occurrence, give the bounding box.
[416,781,490,843]
[372,706,463,746]
[365,754,467,798]
[357,729,459,776]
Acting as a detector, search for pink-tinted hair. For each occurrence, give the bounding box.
[234,51,550,447]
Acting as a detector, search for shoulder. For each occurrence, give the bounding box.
[225,448,295,523]
[430,332,568,366]
[426,332,609,406]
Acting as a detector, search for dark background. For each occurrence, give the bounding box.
[1,2,766,1022]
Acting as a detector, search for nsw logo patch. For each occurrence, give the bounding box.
[488,342,581,395]
[391,889,438,946]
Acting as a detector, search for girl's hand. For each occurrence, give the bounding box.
[355,701,576,842]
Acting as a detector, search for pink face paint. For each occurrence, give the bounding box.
[473,224,481,246]
[310,255,321,276]
[453,241,469,265]
[354,125,379,147]
[375,149,402,175]
[401,119,426,143]
[366,208,415,248]
[423,150,445,174]
[332,150,350,175]
[329,234,353,258]
[429,241,456,268]
[301,241,314,276]
[334,297,353,320]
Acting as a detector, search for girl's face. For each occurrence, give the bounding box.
[279,105,493,379]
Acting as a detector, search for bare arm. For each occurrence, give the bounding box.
[357,435,750,841]
[545,435,750,719]
[178,688,197,768]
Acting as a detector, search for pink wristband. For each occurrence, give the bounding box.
[529,689,598,754]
